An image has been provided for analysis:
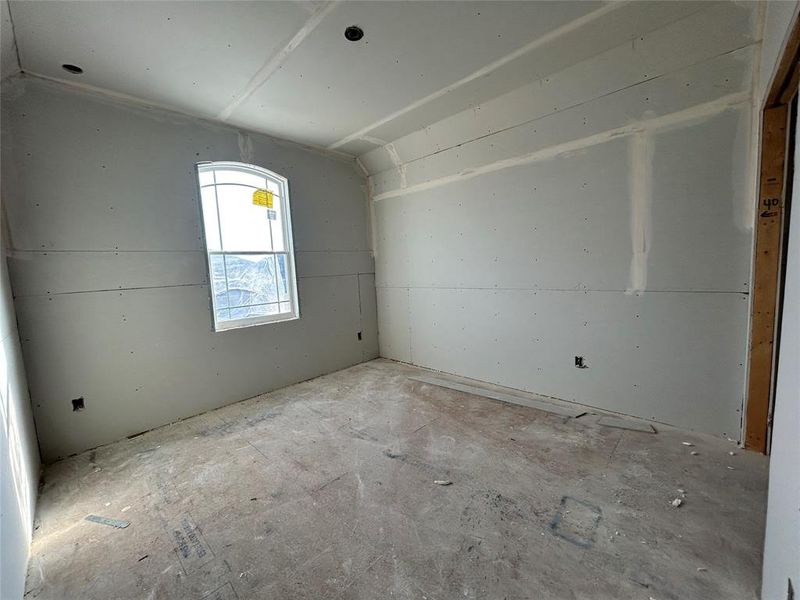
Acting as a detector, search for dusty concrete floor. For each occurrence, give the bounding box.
[25,359,769,600]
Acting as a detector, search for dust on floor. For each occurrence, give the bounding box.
[24,359,768,599]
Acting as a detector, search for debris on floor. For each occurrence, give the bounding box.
[550,496,602,548]
[690,451,699,455]
[85,514,130,529]
[682,441,694,446]
[434,480,453,486]
[671,498,683,508]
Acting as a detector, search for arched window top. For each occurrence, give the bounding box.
[196,161,298,331]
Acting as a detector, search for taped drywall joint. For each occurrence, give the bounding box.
[217,1,339,121]
[360,135,389,147]
[327,0,630,150]
[626,133,653,295]
[371,91,749,202]
[237,132,254,164]
[354,156,370,178]
[385,143,407,189]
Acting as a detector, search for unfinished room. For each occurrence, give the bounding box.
[1,1,799,598]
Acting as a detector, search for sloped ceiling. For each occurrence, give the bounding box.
[2,0,709,156]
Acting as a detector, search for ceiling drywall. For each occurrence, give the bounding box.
[3,0,715,156]
[1,0,19,80]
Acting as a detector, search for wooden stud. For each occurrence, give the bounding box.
[745,105,788,453]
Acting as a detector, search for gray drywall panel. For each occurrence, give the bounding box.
[375,110,752,295]
[7,251,208,296]
[370,47,753,198]
[0,240,40,600]
[647,108,753,291]
[0,0,18,80]
[376,286,410,363]
[406,286,747,437]
[757,0,799,104]
[370,9,756,436]
[375,138,632,291]
[761,100,800,600]
[342,1,712,155]
[1,77,376,461]
[231,0,602,147]
[10,1,314,119]
[295,251,374,279]
[16,275,363,461]
[360,0,757,174]
[1,77,369,253]
[358,272,379,361]
[6,250,374,297]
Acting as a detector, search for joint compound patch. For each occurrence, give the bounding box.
[201,582,239,600]
[549,496,602,548]
[168,513,214,573]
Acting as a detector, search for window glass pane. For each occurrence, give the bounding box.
[201,187,221,251]
[276,254,290,302]
[213,167,265,188]
[223,254,278,308]
[209,254,228,308]
[269,196,285,252]
[230,303,280,320]
[216,185,273,252]
[197,162,296,330]
[266,178,281,195]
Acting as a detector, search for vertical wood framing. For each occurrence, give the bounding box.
[746,106,788,452]
[745,13,800,453]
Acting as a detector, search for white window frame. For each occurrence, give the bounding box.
[196,161,299,332]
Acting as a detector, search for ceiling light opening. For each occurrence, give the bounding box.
[62,64,84,75]
[344,25,364,42]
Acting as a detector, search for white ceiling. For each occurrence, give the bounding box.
[2,1,706,157]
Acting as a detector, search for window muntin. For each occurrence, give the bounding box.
[197,161,298,331]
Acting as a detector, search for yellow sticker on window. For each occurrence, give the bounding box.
[252,189,273,208]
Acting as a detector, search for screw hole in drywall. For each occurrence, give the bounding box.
[575,356,588,369]
[72,397,85,411]
[62,64,83,74]
[357,331,362,341]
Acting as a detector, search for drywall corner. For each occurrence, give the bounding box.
[0,198,40,600]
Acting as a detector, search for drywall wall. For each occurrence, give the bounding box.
[0,196,40,600]
[367,0,757,436]
[0,0,19,81]
[756,0,799,106]
[0,75,377,462]
[761,100,800,600]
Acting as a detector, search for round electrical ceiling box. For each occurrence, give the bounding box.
[344,25,364,41]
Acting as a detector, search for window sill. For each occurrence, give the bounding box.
[213,314,300,332]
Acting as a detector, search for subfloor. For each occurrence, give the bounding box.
[25,359,769,600]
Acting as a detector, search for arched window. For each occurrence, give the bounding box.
[196,161,298,331]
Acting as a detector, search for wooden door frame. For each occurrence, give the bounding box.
[745,16,800,453]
